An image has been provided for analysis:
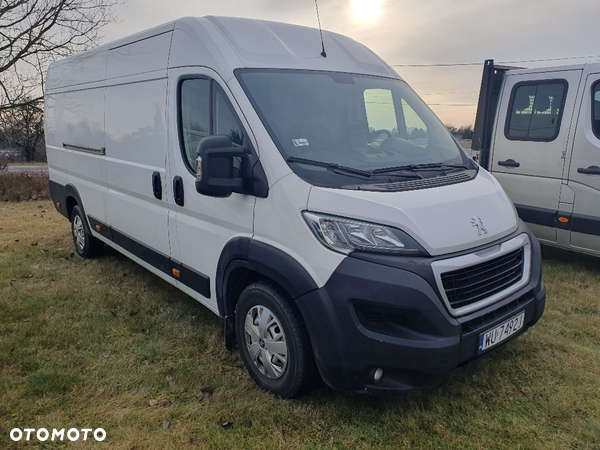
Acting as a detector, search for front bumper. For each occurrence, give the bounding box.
[296,223,545,393]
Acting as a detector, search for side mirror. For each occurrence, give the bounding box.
[195,135,248,197]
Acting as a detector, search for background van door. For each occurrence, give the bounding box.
[490,69,582,244]
[566,72,600,255]
[167,68,255,313]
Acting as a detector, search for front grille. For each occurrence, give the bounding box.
[441,247,525,310]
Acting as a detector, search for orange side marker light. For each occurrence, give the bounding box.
[172,269,181,278]
[558,217,569,223]
[95,225,102,232]
[56,202,61,208]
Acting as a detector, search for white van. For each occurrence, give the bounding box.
[473,59,600,256]
[45,17,545,397]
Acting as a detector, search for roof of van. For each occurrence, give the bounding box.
[46,16,400,92]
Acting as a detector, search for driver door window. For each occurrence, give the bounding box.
[214,84,245,147]
[180,78,210,170]
[179,79,245,174]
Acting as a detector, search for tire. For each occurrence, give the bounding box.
[70,205,103,258]
[235,281,316,398]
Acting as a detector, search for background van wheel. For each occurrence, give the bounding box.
[70,205,103,258]
[235,281,316,398]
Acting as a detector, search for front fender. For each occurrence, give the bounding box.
[216,238,319,317]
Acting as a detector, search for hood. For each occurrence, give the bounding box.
[307,169,518,256]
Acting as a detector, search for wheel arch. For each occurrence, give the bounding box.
[217,238,319,350]
[64,183,84,220]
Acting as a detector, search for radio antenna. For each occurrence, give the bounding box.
[314,0,327,58]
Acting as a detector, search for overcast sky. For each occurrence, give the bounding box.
[100,0,600,127]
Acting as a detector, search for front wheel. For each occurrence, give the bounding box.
[235,282,316,398]
[70,205,103,258]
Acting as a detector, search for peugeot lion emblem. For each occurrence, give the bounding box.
[471,216,488,236]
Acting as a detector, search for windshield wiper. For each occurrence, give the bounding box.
[372,162,469,175]
[286,156,372,178]
[286,157,467,180]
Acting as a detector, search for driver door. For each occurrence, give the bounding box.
[167,68,255,312]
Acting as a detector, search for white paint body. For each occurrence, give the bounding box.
[45,16,519,313]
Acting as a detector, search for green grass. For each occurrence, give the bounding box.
[1,201,600,449]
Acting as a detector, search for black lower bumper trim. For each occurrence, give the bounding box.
[296,225,545,393]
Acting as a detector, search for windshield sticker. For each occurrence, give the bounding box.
[292,138,310,147]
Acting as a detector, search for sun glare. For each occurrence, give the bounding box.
[351,0,385,22]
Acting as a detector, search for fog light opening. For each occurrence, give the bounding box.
[373,368,384,383]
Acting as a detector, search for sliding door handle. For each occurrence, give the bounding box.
[497,159,520,168]
[577,165,600,175]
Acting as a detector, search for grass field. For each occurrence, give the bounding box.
[1,201,600,449]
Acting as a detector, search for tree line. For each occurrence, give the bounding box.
[445,124,474,140]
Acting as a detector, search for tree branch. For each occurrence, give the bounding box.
[0,0,122,110]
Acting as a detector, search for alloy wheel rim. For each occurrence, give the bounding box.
[244,305,288,380]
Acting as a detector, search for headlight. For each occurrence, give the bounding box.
[302,212,427,256]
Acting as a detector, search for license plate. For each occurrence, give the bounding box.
[478,311,525,354]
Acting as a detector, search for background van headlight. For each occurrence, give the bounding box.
[302,212,427,256]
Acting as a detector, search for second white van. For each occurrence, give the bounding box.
[473,59,600,257]
[45,17,545,397]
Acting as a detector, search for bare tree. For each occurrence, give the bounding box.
[0,97,44,161]
[0,0,121,111]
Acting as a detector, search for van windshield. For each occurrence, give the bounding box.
[237,69,472,188]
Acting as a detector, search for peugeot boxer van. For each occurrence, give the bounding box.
[45,17,545,397]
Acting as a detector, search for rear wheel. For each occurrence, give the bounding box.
[235,281,315,398]
[70,205,103,258]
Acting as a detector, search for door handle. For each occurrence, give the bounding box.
[577,165,600,175]
[497,159,520,168]
[173,176,184,206]
[152,171,162,200]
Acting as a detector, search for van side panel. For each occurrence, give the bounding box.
[45,50,107,91]
[106,32,172,79]
[104,78,171,257]
[45,88,108,223]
